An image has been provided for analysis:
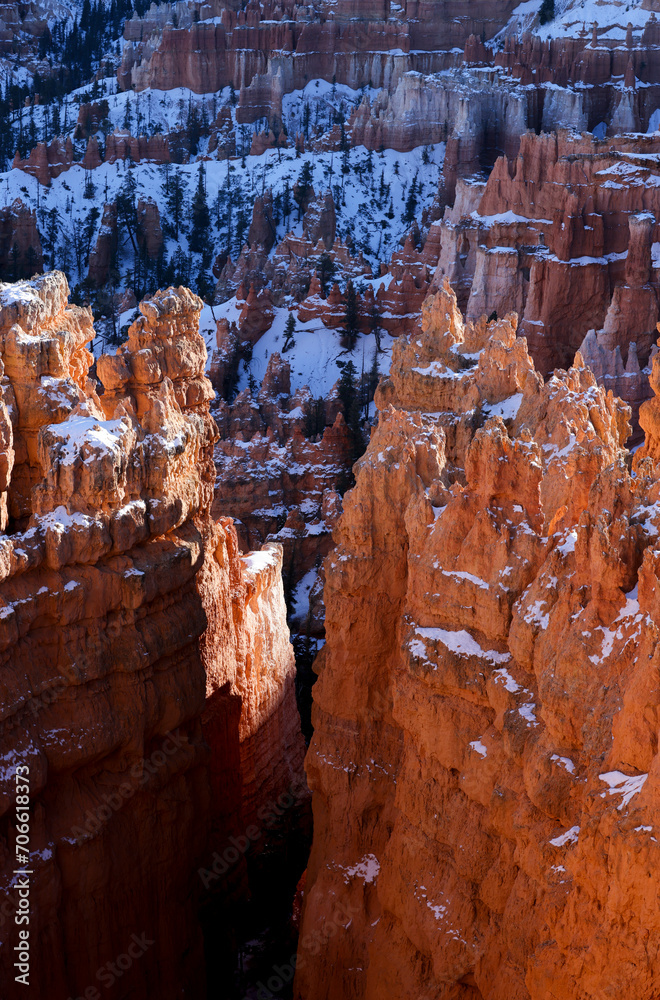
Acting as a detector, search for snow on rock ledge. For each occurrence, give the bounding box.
[0,273,305,998]
[296,279,660,1000]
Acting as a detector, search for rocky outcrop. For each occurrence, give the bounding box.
[0,199,43,280]
[212,352,351,585]
[297,269,429,337]
[302,190,337,251]
[578,327,654,440]
[434,131,660,426]
[136,197,164,259]
[294,280,660,999]
[12,137,74,186]
[118,0,515,102]
[248,190,277,251]
[214,223,372,307]
[87,203,119,288]
[12,131,174,187]
[0,273,306,1000]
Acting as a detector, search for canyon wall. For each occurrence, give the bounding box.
[433,131,660,428]
[296,280,660,999]
[0,272,305,999]
[118,0,517,98]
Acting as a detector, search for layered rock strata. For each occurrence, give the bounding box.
[0,273,305,1000]
[434,132,660,423]
[118,0,514,99]
[296,280,660,999]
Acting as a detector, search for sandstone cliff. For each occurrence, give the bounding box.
[0,272,305,999]
[296,280,660,999]
[434,132,660,426]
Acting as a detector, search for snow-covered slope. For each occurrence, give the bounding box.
[499,0,656,41]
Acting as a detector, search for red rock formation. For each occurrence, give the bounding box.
[81,135,103,171]
[435,131,660,423]
[0,273,306,999]
[207,106,237,157]
[578,327,653,438]
[87,203,119,287]
[248,190,276,251]
[12,137,74,186]
[215,225,371,307]
[76,99,110,139]
[104,129,173,166]
[212,351,351,585]
[0,271,91,524]
[0,199,43,279]
[136,197,164,259]
[294,280,660,1000]
[236,283,275,343]
[302,190,336,251]
[118,0,509,103]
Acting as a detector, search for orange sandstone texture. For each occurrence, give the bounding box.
[296,279,660,999]
[0,273,305,1000]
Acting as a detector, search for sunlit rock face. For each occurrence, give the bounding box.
[0,272,305,1000]
[296,280,660,1000]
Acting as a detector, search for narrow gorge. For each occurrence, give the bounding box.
[4,0,660,996]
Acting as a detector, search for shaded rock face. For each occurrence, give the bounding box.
[137,197,164,259]
[87,203,119,287]
[211,351,351,627]
[294,280,660,1000]
[0,199,43,280]
[0,273,306,1000]
[248,190,277,251]
[302,190,336,252]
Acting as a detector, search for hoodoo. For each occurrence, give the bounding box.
[0,273,305,998]
[6,0,660,995]
[296,281,660,999]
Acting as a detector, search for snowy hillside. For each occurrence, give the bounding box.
[1,78,443,304]
[499,0,657,41]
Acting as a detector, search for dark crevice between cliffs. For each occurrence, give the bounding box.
[200,609,318,999]
[201,798,312,1000]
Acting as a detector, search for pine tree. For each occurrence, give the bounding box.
[337,359,359,431]
[316,252,335,295]
[343,279,359,350]
[336,358,364,482]
[283,312,296,352]
[43,207,61,267]
[83,170,96,199]
[187,100,201,155]
[366,347,379,416]
[295,160,313,219]
[122,94,132,131]
[403,172,419,225]
[190,162,210,253]
[282,179,292,229]
[369,298,383,352]
[82,206,100,263]
[166,170,185,240]
[539,0,555,23]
